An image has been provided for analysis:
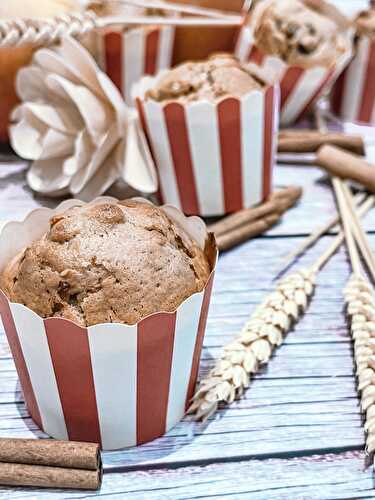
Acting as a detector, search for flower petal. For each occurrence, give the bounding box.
[97,71,128,131]
[49,36,108,99]
[33,38,106,101]
[16,66,50,102]
[63,131,93,177]
[46,74,111,140]
[9,120,44,160]
[19,102,81,135]
[40,129,75,160]
[122,117,158,193]
[27,158,71,194]
[73,147,121,201]
[70,123,119,194]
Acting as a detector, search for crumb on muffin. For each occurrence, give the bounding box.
[0,200,211,327]
[250,0,350,68]
[145,53,267,103]
[356,3,375,38]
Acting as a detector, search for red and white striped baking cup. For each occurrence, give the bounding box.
[331,36,375,124]
[101,26,175,104]
[0,197,217,450]
[135,78,279,217]
[235,25,353,126]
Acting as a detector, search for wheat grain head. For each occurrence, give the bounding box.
[344,273,375,454]
[188,268,316,421]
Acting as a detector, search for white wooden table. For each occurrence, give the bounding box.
[0,150,374,498]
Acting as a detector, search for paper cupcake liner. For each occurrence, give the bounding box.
[235,25,352,126]
[0,197,217,451]
[135,78,279,217]
[100,26,175,105]
[331,36,375,125]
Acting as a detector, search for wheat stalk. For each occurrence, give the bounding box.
[0,5,240,48]
[189,187,374,421]
[0,12,97,48]
[333,178,375,457]
[188,268,316,420]
[344,274,375,454]
[275,193,371,276]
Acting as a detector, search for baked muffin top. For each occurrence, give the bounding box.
[145,53,266,103]
[250,0,350,68]
[0,200,211,327]
[356,4,375,38]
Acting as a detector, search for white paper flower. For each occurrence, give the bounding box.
[10,35,157,200]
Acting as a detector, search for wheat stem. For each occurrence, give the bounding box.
[332,178,362,275]
[341,183,375,282]
[188,268,316,420]
[189,186,375,420]
[0,9,241,48]
[344,275,375,456]
[277,192,367,275]
[336,183,375,458]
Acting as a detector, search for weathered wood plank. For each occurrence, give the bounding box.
[0,156,374,497]
[1,162,375,237]
[0,452,373,499]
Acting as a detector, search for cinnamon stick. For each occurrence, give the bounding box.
[0,438,100,470]
[216,213,281,251]
[278,130,365,155]
[208,186,302,237]
[316,145,375,193]
[0,462,101,490]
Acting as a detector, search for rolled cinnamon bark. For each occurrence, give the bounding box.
[0,462,101,490]
[316,145,375,192]
[208,186,302,237]
[0,438,100,470]
[278,130,365,155]
[216,213,281,251]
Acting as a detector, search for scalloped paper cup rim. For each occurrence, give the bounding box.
[0,196,217,328]
[132,69,276,108]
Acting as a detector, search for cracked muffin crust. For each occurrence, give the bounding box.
[145,53,267,103]
[0,200,211,327]
[356,3,375,38]
[250,0,350,68]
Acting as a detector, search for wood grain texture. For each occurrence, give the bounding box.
[0,157,374,497]
[0,453,372,499]
[1,162,375,236]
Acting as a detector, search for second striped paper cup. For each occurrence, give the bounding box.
[100,26,175,105]
[0,197,217,450]
[235,28,352,126]
[331,35,375,124]
[135,77,280,217]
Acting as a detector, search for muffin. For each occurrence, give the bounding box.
[136,53,278,216]
[251,0,350,68]
[145,53,267,102]
[235,0,353,125]
[355,3,375,38]
[331,2,375,124]
[0,200,211,327]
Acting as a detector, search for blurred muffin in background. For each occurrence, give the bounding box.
[251,0,351,68]
[331,1,375,124]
